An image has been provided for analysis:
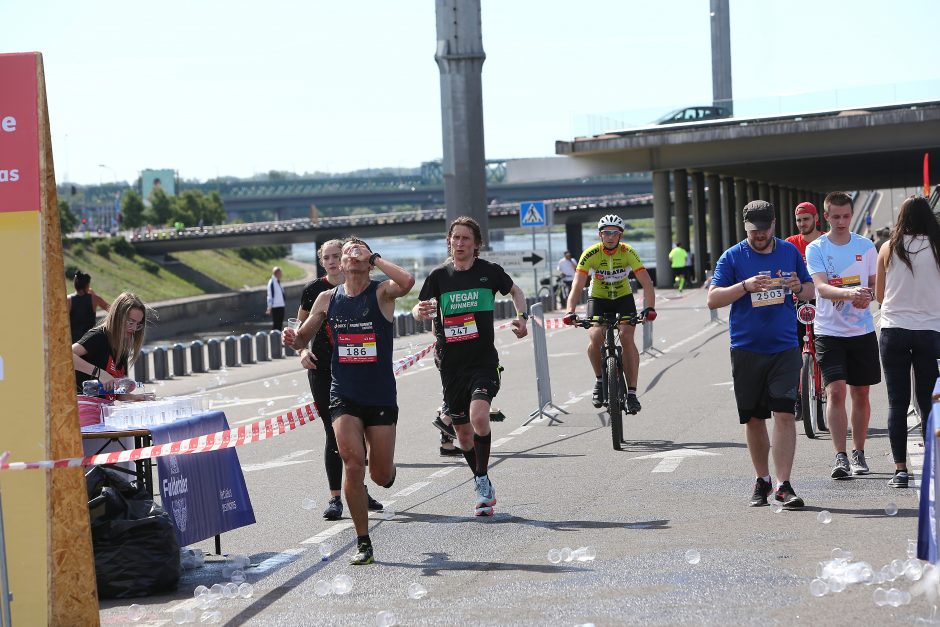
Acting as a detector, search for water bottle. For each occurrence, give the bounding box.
[82,379,105,396]
[114,378,143,394]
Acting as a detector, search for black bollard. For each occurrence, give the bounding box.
[224,336,240,367]
[152,346,170,380]
[191,341,206,373]
[134,348,151,383]
[270,331,284,359]
[255,332,270,361]
[207,339,222,370]
[240,333,255,365]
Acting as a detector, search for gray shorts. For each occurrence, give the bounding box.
[730,347,801,424]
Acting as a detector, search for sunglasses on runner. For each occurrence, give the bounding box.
[600,230,622,237]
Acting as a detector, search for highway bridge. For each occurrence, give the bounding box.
[130,193,654,255]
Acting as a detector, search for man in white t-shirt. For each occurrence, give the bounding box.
[806,191,881,480]
[556,250,577,308]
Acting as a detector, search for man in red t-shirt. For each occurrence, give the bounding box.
[785,202,825,260]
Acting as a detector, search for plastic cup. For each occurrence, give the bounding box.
[376,610,397,626]
[230,569,245,584]
[301,497,317,511]
[547,549,562,564]
[817,510,832,524]
[809,578,828,597]
[238,583,254,599]
[560,547,573,562]
[685,549,701,565]
[172,607,195,624]
[331,574,353,595]
[287,318,301,331]
[314,579,332,596]
[128,604,146,621]
[407,582,428,599]
[885,502,899,516]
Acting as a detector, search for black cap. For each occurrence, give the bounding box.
[743,200,775,231]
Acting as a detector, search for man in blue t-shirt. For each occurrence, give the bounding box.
[707,200,815,510]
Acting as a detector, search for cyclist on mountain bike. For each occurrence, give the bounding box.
[562,214,656,414]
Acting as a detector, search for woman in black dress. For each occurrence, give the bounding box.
[68,270,110,344]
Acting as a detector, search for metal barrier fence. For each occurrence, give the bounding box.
[524,302,568,425]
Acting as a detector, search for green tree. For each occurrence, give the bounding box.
[170,190,200,227]
[58,199,77,234]
[148,187,173,225]
[121,190,146,229]
[203,191,226,225]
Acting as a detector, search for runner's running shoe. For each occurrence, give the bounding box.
[592,380,604,408]
[432,415,456,438]
[322,496,343,520]
[888,470,909,488]
[774,481,805,510]
[349,542,374,565]
[850,449,870,475]
[626,394,641,415]
[367,493,384,512]
[474,475,496,516]
[831,453,851,479]
[749,477,772,507]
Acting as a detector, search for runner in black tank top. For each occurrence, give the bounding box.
[285,237,414,566]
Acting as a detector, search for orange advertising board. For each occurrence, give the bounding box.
[0,53,40,213]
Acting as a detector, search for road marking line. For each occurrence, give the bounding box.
[491,437,512,448]
[652,458,684,472]
[392,482,431,497]
[508,426,532,436]
[242,459,311,473]
[428,467,459,478]
[301,523,353,545]
[252,547,308,569]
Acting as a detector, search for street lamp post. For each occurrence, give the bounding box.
[98,164,118,233]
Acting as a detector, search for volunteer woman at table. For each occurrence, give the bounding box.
[73,291,152,401]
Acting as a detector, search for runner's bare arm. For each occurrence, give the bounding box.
[707,275,763,309]
[287,290,331,349]
[874,245,889,303]
[509,284,528,338]
[635,268,656,310]
[376,257,415,301]
[565,271,588,312]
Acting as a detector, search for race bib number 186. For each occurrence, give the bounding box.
[337,333,378,362]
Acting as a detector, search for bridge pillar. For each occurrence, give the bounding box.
[720,176,734,250]
[691,172,707,279]
[673,169,690,253]
[758,182,770,204]
[734,178,747,242]
[707,174,722,272]
[769,184,781,230]
[653,170,672,289]
[565,220,585,260]
[435,0,489,237]
[747,180,759,204]
[786,188,798,237]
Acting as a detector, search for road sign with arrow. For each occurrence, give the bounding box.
[483,250,547,270]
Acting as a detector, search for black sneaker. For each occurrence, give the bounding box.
[831,453,851,479]
[366,492,384,512]
[749,477,772,507]
[774,481,805,510]
[626,394,641,415]
[592,380,603,408]
[888,470,910,488]
[432,415,456,438]
[322,496,343,520]
[349,542,374,565]
[439,446,463,457]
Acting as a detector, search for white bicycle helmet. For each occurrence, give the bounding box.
[597,214,625,231]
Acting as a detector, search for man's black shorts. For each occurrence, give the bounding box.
[329,395,398,426]
[586,295,638,322]
[815,331,882,387]
[442,366,501,425]
[730,347,801,424]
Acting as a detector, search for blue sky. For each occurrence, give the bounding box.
[5,0,939,185]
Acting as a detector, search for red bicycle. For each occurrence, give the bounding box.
[797,303,828,438]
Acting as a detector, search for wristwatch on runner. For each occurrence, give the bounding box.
[368,252,381,266]
[517,311,529,321]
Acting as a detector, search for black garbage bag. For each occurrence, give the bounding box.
[86,466,181,599]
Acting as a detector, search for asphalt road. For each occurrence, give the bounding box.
[97,287,935,626]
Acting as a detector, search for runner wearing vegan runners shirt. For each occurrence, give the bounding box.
[806,191,881,481]
[786,201,826,351]
[413,216,528,517]
[285,237,414,565]
[707,200,814,510]
[562,214,656,414]
[297,239,384,521]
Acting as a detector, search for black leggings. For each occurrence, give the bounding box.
[879,327,940,464]
[309,368,342,491]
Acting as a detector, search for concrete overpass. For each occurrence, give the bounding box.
[509,100,940,287]
[131,194,653,256]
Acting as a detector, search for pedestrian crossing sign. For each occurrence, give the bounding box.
[520,201,548,228]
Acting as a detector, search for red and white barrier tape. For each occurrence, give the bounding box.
[393,342,435,375]
[0,404,319,472]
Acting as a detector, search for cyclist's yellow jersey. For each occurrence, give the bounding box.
[576,242,646,299]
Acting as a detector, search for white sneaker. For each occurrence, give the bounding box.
[474,475,496,516]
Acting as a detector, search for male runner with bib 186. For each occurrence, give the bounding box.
[285,237,414,565]
[413,217,528,517]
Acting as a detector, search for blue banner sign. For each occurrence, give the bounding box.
[151,411,255,546]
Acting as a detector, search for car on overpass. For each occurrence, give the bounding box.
[655,106,732,125]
